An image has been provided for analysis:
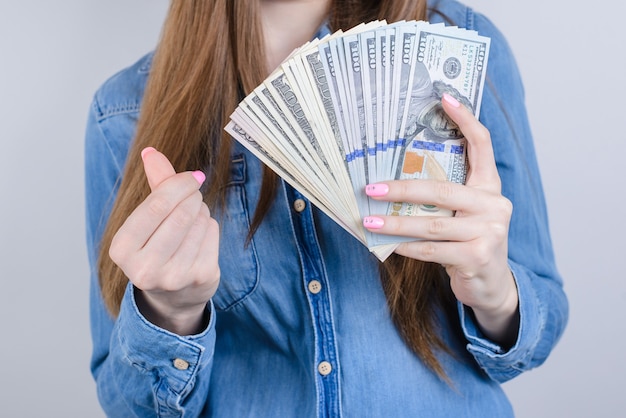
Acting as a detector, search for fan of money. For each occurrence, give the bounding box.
[225,20,490,261]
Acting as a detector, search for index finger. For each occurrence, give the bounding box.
[112,171,205,255]
[441,93,501,192]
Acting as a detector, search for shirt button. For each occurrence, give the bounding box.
[308,280,322,294]
[293,199,306,212]
[173,358,189,371]
[318,361,332,376]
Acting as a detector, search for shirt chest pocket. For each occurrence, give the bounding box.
[212,154,260,311]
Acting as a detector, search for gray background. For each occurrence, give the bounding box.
[0,1,623,416]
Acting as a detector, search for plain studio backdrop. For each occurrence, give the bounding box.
[0,1,623,417]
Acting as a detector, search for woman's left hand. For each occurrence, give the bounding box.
[364,93,519,345]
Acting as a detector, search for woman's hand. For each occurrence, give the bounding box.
[109,147,220,335]
[364,94,519,346]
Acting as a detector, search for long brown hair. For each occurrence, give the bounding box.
[98,0,453,378]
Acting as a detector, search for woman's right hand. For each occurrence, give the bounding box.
[109,147,220,335]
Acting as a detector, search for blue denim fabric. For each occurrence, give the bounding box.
[85,1,568,416]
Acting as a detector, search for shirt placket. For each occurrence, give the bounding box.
[287,185,342,418]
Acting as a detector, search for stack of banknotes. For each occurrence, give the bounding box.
[225,20,490,260]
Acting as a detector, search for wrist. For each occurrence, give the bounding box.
[134,287,209,335]
[471,270,520,348]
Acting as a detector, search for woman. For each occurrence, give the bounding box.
[85,0,568,416]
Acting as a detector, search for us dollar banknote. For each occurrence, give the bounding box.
[225,20,490,259]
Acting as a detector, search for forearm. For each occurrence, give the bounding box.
[85,65,218,416]
[471,268,520,349]
[460,260,567,383]
[135,287,210,336]
[93,284,216,416]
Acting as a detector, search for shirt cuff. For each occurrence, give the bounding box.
[459,260,544,381]
[115,282,217,394]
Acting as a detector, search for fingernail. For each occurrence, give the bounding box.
[192,170,206,185]
[141,147,156,160]
[365,183,389,197]
[363,216,385,229]
[442,93,460,108]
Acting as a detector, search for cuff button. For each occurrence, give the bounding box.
[173,358,190,371]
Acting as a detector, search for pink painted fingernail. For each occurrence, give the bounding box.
[442,93,460,108]
[363,216,385,229]
[192,170,206,185]
[141,147,156,159]
[365,183,389,197]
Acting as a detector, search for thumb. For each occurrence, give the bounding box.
[141,147,177,191]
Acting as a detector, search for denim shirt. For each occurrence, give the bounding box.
[85,1,568,416]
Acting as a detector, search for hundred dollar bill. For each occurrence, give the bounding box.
[296,49,363,223]
[230,104,325,200]
[342,33,374,233]
[301,50,345,159]
[322,36,372,226]
[268,73,331,171]
[370,25,490,247]
[359,31,378,183]
[375,28,387,173]
[359,29,391,218]
[225,120,367,244]
[225,20,490,259]
[238,91,315,181]
[282,59,359,219]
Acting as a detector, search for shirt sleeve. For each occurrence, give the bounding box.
[456,11,569,383]
[85,89,216,416]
